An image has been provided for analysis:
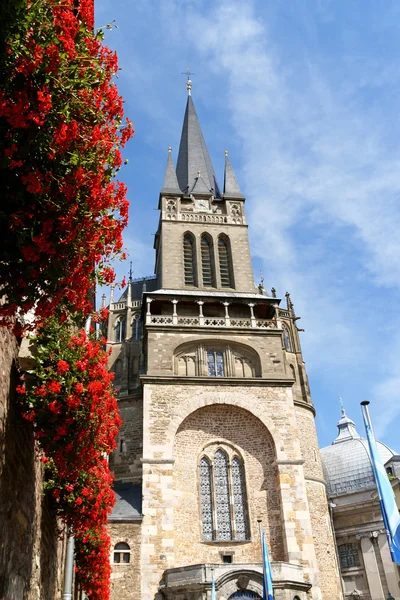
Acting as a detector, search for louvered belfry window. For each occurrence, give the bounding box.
[199,449,249,542]
[218,236,233,288]
[183,234,196,286]
[201,234,214,287]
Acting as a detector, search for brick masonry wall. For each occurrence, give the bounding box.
[109,523,141,600]
[0,326,64,600]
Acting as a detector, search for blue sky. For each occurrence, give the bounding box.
[95,0,400,450]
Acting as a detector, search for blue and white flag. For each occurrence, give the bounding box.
[260,525,274,600]
[361,401,400,564]
[211,568,216,600]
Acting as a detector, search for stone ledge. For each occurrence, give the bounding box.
[140,375,295,387]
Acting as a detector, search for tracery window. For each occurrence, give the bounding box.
[199,449,249,542]
[207,349,225,377]
[115,317,126,343]
[201,234,215,287]
[132,314,142,340]
[338,543,360,570]
[199,457,214,541]
[113,542,130,564]
[183,233,196,286]
[282,324,292,352]
[218,236,234,288]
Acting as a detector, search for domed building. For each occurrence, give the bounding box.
[321,409,400,599]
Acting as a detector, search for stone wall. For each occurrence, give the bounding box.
[110,395,143,482]
[0,326,64,599]
[158,218,256,292]
[109,522,141,600]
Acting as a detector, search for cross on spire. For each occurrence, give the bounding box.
[181,67,194,95]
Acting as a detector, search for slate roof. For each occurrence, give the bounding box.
[118,276,158,302]
[109,482,142,521]
[223,153,244,198]
[175,95,221,197]
[161,149,181,194]
[320,411,396,498]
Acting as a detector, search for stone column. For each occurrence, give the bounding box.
[248,303,256,328]
[360,536,385,600]
[197,301,204,326]
[273,303,282,328]
[145,298,153,324]
[222,302,230,327]
[171,299,179,325]
[378,533,400,597]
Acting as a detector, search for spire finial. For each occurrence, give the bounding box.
[339,395,346,416]
[182,67,194,96]
[224,150,229,156]
[129,261,133,282]
[168,146,172,152]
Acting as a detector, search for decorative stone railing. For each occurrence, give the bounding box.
[111,300,141,311]
[147,314,277,329]
[179,212,230,224]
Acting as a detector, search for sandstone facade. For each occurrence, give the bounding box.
[107,92,342,600]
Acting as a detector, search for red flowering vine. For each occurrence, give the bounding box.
[0,0,133,328]
[18,316,121,599]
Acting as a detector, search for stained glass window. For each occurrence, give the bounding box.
[232,457,247,541]
[214,450,232,540]
[338,543,360,569]
[207,350,225,377]
[199,457,213,541]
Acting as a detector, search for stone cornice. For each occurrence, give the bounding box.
[140,375,295,387]
[293,400,316,416]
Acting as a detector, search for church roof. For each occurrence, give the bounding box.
[175,95,221,197]
[109,482,142,521]
[320,410,396,498]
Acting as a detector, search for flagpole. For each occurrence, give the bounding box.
[361,400,400,565]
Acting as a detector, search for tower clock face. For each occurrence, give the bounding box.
[194,199,209,212]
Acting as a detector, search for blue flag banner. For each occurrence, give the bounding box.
[211,568,216,600]
[260,524,274,600]
[361,402,400,564]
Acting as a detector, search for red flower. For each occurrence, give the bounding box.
[57,360,69,374]
[48,381,62,394]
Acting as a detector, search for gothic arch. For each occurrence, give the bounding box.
[218,233,234,288]
[200,232,215,287]
[164,390,288,460]
[183,231,197,286]
[216,569,263,599]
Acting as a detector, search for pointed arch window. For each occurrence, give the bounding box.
[115,317,126,343]
[183,233,196,286]
[199,449,249,542]
[132,314,142,340]
[199,457,214,541]
[218,236,234,288]
[282,324,292,352]
[201,234,215,287]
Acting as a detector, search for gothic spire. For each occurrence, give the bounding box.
[223,151,244,198]
[175,95,221,197]
[161,147,181,194]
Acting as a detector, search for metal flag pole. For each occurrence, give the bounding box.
[62,530,75,600]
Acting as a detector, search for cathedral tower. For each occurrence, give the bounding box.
[107,82,342,600]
